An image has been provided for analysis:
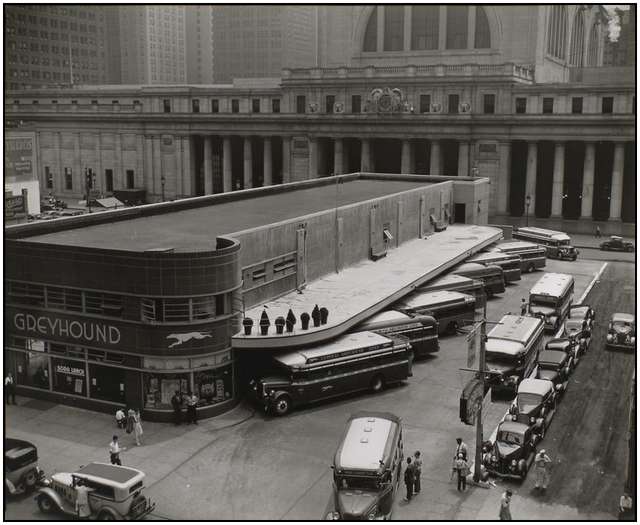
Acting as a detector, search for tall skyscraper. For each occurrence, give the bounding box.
[119,5,186,84]
[4,4,109,90]
[211,5,317,81]
[186,5,214,84]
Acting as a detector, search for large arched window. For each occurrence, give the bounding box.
[587,23,599,65]
[384,6,404,51]
[474,7,491,48]
[446,5,468,49]
[569,9,585,66]
[547,5,567,59]
[412,5,439,50]
[363,8,377,52]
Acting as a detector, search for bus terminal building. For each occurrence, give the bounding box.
[5,173,498,421]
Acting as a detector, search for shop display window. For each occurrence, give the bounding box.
[89,364,125,404]
[143,372,189,409]
[52,358,86,396]
[13,350,50,390]
[194,365,233,406]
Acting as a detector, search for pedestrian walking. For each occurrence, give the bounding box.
[403,457,415,502]
[520,298,528,316]
[126,408,135,435]
[413,451,422,494]
[453,453,469,492]
[4,372,16,405]
[74,478,92,518]
[186,391,198,424]
[533,449,552,491]
[619,492,633,520]
[133,410,144,446]
[109,435,125,465]
[115,408,126,429]
[595,226,601,238]
[171,390,183,425]
[499,490,513,520]
[454,438,468,461]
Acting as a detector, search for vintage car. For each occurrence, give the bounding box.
[5,439,46,496]
[562,317,592,354]
[545,337,580,367]
[505,378,556,438]
[568,304,595,328]
[599,235,634,252]
[606,313,636,351]
[535,350,572,395]
[35,462,155,520]
[482,421,539,480]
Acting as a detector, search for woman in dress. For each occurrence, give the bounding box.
[133,410,144,446]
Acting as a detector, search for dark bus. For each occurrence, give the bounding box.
[453,262,506,297]
[513,227,579,261]
[468,252,522,282]
[395,290,476,336]
[354,310,439,358]
[418,274,486,309]
[493,241,547,273]
[250,332,412,416]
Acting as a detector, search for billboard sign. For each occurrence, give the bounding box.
[5,134,37,184]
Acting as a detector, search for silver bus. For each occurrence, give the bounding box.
[418,274,486,309]
[468,251,522,282]
[493,241,547,273]
[395,290,476,336]
[513,227,578,261]
[453,262,506,297]
[528,273,575,332]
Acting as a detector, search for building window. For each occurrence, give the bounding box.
[419,94,431,113]
[351,95,361,113]
[325,95,335,114]
[271,98,280,113]
[547,6,568,59]
[296,95,306,114]
[143,372,190,410]
[601,96,613,114]
[192,99,200,113]
[475,7,491,48]
[52,357,86,397]
[211,99,219,113]
[446,5,468,49]
[448,94,459,114]
[383,5,404,51]
[252,98,260,113]
[89,364,125,404]
[126,170,135,189]
[483,94,495,114]
[412,5,438,50]
[542,97,554,114]
[105,169,114,192]
[163,99,171,113]
[571,97,583,114]
[363,7,377,51]
[45,166,53,189]
[12,347,50,390]
[231,99,239,113]
[64,168,73,190]
[194,364,233,407]
[515,97,527,114]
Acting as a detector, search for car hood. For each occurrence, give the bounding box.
[486,362,515,376]
[337,489,377,518]
[529,306,555,316]
[612,325,633,335]
[538,369,558,382]
[495,442,521,459]
[259,376,290,387]
[51,472,74,485]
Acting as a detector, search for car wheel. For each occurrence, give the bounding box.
[370,374,385,393]
[37,494,55,514]
[98,510,117,521]
[273,395,291,416]
[23,469,37,489]
[627,246,634,252]
[448,321,459,335]
[527,264,535,273]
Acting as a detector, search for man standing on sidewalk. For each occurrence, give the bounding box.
[4,372,16,405]
[534,449,552,491]
[109,435,125,465]
[171,390,183,426]
[403,457,415,502]
[499,490,513,520]
[412,451,422,494]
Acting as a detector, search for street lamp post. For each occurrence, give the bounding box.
[161,175,166,202]
[525,194,531,227]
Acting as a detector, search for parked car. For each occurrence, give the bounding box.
[535,350,573,395]
[482,421,539,480]
[599,235,634,252]
[5,439,46,496]
[562,318,592,354]
[505,378,556,438]
[606,313,636,351]
[35,462,155,520]
[545,337,580,367]
[568,304,595,328]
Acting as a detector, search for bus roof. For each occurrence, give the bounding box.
[335,413,400,471]
[487,314,543,344]
[396,290,474,310]
[485,339,524,356]
[361,310,413,325]
[516,227,571,242]
[454,262,502,275]
[497,241,544,253]
[468,252,520,264]
[273,331,394,368]
[529,273,574,297]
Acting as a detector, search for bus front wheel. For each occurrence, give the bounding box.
[272,395,291,416]
[370,375,385,393]
[448,321,459,335]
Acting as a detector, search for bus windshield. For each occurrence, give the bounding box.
[529,294,558,306]
[485,352,520,366]
[337,475,383,491]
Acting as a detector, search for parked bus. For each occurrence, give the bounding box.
[528,272,575,332]
[485,314,545,395]
[418,274,487,309]
[395,290,476,336]
[250,331,411,416]
[453,262,506,297]
[493,241,547,273]
[354,310,439,358]
[468,252,522,282]
[513,227,579,261]
[326,412,404,521]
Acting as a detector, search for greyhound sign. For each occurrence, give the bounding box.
[166,331,212,349]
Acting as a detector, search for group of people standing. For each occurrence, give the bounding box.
[171,390,199,425]
[402,451,422,502]
[110,408,144,465]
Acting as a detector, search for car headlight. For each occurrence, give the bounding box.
[631,337,636,345]
[509,375,519,385]
[626,335,631,343]
[367,509,377,520]
[511,414,517,421]
[607,334,613,342]
[555,384,562,391]
[325,511,340,521]
[530,416,535,424]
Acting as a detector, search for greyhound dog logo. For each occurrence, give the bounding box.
[167,331,212,348]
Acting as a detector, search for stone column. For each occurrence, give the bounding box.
[308,136,317,179]
[263,137,272,186]
[525,142,538,214]
[144,136,153,194]
[401,139,411,174]
[468,6,476,49]
[550,142,565,217]
[496,142,511,215]
[361,138,371,172]
[222,137,232,192]
[608,142,625,221]
[334,137,344,175]
[580,142,595,219]
[376,6,385,52]
[182,136,192,197]
[429,140,441,175]
[203,135,213,195]
[55,132,63,194]
[95,134,103,192]
[73,133,82,197]
[403,6,412,51]
[438,6,447,50]
[175,136,183,197]
[458,141,470,176]
[152,136,162,197]
[243,137,253,189]
[282,137,291,183]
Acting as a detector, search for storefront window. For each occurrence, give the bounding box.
[51,358,86,396]
[13,349,50,390]
[194,365,233,406]
[89,364,125,404]
[143,372,189,409]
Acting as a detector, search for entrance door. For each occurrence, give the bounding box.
[454,203,466,223]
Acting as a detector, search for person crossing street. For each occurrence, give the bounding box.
[534,449,552,491]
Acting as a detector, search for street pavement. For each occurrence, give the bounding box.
[4,253,633,521]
